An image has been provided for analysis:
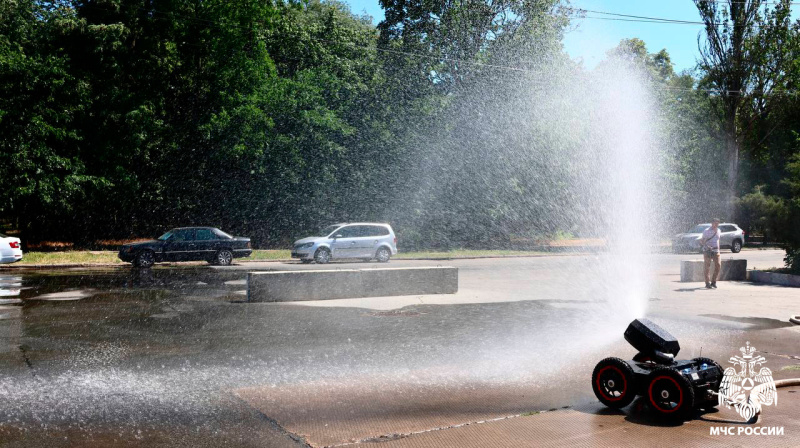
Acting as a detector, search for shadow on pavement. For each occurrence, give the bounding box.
[572,397,747,429]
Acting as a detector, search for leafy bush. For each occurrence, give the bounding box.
[735,185,789,242]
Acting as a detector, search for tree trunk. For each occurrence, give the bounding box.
[726,114,739,218]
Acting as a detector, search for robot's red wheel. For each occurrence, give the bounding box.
[646,367,695,420]
[592,357,636,408]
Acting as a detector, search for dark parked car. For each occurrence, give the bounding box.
[119,227,252,267]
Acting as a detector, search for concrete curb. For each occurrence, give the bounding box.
[748,270,800,287]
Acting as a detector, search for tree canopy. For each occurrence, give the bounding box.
[1,0,800,271]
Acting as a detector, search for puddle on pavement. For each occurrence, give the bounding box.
[0,305,22,318]
[28,289,97,301]
[2,267,249,303]
[700,314,795,330]
[0,275,22,286]
[0,275,22,299]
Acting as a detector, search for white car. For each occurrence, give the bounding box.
[0,233,23,264]
[291,223,397,264]
[671,223,745,253]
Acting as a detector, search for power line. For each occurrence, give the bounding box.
[579,9,706,25]
[573,5,792,26]
[576,15,705,25]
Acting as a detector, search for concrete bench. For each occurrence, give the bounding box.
[680,259,747,282]
[247,266,458,302]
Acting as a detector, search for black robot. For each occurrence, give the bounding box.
[591,318,724,419]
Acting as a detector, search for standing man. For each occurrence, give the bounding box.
[699,218,721,289]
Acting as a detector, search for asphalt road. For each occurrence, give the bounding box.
[0,249,797,447]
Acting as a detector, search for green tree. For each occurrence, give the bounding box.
[780,152,800,272]
[693,0,792,213]
[0,0,106,240]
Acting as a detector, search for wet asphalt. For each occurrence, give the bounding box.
[0,250,797,447]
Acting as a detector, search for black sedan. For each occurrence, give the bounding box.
[119,227,252,267]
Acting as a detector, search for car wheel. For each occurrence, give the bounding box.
[592,357,636,409]
[216,250,233,266]
[731,240,742,253]
[376,247,391,263]
[135,250,155,268]
[314,248,331,264]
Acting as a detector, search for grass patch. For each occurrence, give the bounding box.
[18,251,123,265]
[247,250,291,260]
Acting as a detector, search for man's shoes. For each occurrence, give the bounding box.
[711,282,717,289]
[705,282,712,289]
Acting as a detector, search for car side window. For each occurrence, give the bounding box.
[720,225,734,233]
[365,226,388,237]
[171,229,194,242]
[336,226,357,238]
[196,229,215,241]
[353,226,372,237]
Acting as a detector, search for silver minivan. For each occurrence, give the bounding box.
[291,223,398,264]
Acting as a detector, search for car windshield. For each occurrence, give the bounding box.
[688,225,710,234]
[320,225,341,237]
[157,230,173,241]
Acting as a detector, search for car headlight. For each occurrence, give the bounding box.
[299,242,314,249]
